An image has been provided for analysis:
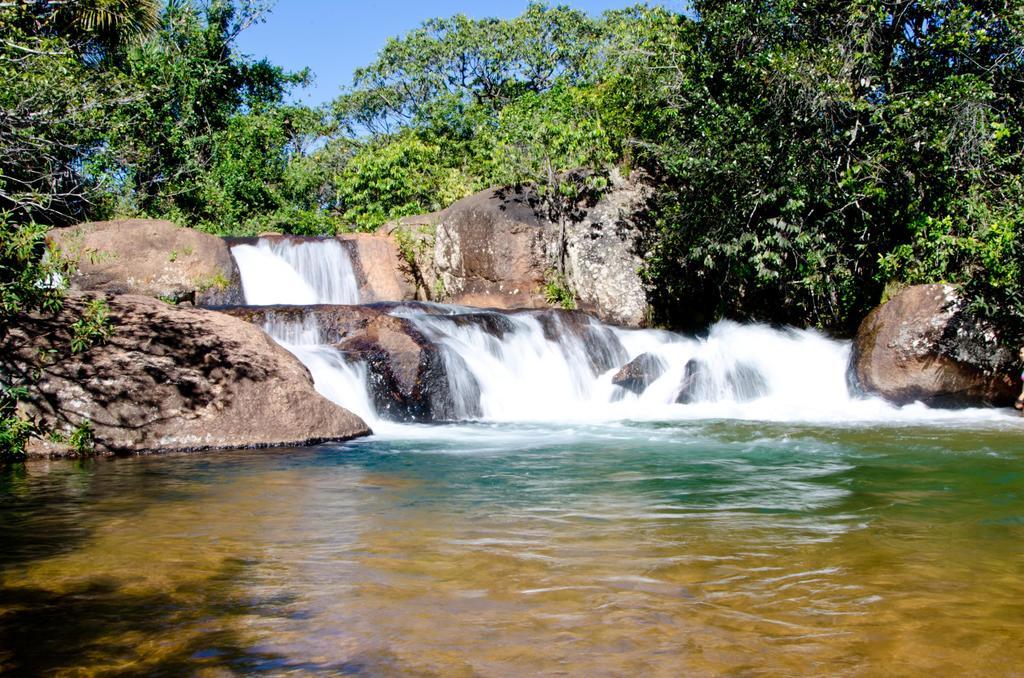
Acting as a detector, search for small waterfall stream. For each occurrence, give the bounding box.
[231,238,360,305]
[228,237,1000,427]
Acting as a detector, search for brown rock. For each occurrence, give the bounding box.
[851,284,1017,407]
[48,219,243,306]
[336,312,479,421]
[379,213,443,301]
[338,233,417,302]
[6,294,370,458]
[612,353,667,395]
[433,186,551,309]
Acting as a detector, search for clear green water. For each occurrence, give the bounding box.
[1,420,1023,675]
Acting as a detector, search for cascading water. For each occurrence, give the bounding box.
[231,238,360,305]
[230,238,1010,428]
[258,310,379,425]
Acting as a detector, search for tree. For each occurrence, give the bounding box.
[332,2,601,137]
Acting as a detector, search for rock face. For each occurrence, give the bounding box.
[612,353,667,395]
[851,284,1017,407]
[337,233,417,303]
[386,170,653,327]
[48,219,243,306]
[433,186,551,309]
[6,294,370,458]
[563,170,653,327]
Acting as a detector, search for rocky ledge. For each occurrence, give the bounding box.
[5,294,370,458]
[48,219,244,306]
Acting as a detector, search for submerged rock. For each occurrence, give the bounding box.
[531,308,628,375]
[612,353,667,395]
[337,313,480,422]
[48,219,243,306]
[676,359,706,404]
[851,284,1017,406]
[675,359,768,404]
[6,294,370,458]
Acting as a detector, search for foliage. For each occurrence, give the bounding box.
[0,216,101,461]
[332,2,601,136]
[544,270,577,310]
[92,0,319,233]
[597,0,1024,335]
[70,299,112,354]
[336,132,473,230]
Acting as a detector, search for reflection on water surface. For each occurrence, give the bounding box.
[1,420,1023,675]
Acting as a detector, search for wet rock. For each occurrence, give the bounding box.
[851,284,1017,406]
[729,363,769,402]
[676,359,707,404]
[7,294,370,458]
[531,308,628,375]
[676,359,768,404]
[48,219,243,306]
[446,312,519,339]
[337,314,480,422]
[612,353,667,395]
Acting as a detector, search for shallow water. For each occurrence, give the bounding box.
[2,420,1023,676]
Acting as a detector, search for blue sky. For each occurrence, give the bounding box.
[236,1,686,106]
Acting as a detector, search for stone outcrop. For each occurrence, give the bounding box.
[48,219,243,306]
[432,186,551,309]
[612,353,667,395]
[6,294,370,458]
[850,284,1017,407]
[385,170,653,327]
[563,171,653,327]
[337,233,417,303]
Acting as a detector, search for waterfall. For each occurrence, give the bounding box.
[250,303,925,425]
[229,239,1001,426]
[257,310,379,425]
[231,238,360,305]
[401,310,627,421]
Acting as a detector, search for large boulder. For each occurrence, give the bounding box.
[851,284,1017,407]
[391,170,654,326]
[337,313,479,422]
[433,186,550,309]
[5,294,370,457]
[563,169,653,327]
[48,219,243,306]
